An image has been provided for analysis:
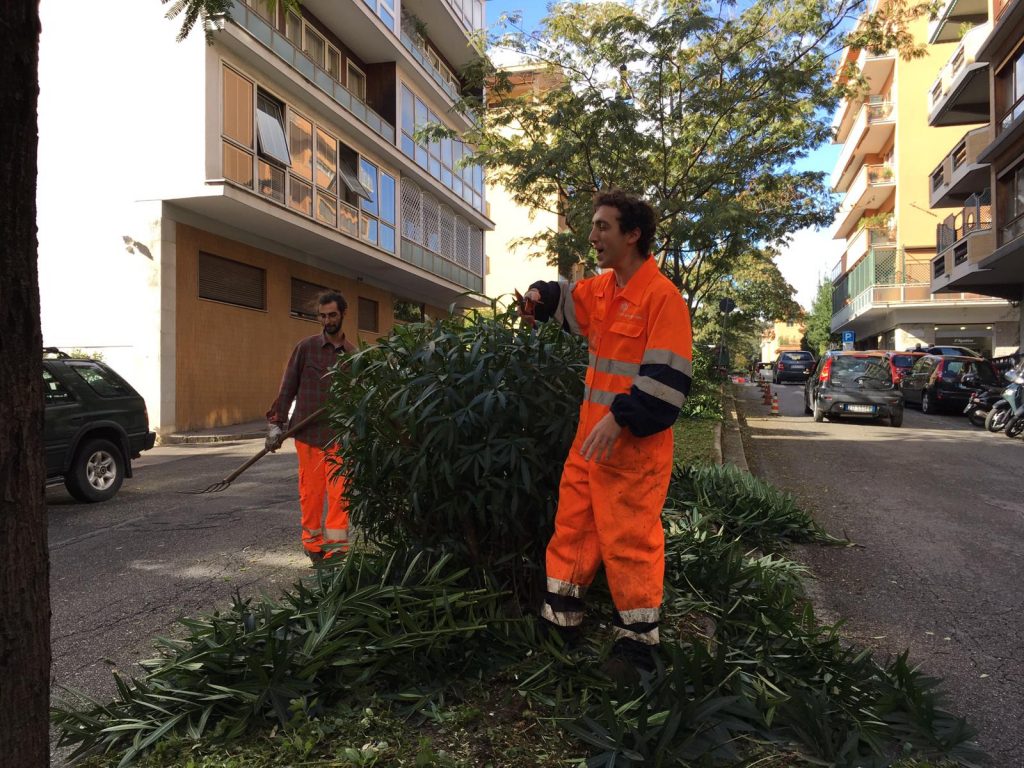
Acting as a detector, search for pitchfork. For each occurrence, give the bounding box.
[183,408,327,494]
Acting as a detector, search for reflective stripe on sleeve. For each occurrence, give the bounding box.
[583,386,620,407]
[641,348,693,378]
[634,376,687,408]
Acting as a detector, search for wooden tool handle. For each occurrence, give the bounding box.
[221,408,327,485]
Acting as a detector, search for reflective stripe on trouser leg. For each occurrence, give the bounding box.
[613,608,661,646]
[321,444,349,557]
[543,447,602,628]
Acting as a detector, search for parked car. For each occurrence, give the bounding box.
[754,361,774,382]
[881,350,928,385]
[804,350,904,426]
[919,345,983,358]
[43,348,155,502]
[899,354,1000,414]
[773,350,816,384]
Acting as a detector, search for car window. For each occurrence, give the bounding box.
[66,361,132,397]
[912,357,934,375]
[860,358,892,384]
[960,361,998,384]
[831,356,873,378]
[781,352,812,362]
[890,354,917,369]
[42,368,74,404]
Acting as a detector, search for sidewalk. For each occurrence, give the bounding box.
[161,419,266,444]
[718,381,750,471]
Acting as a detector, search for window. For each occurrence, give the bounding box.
[394,298,424,323]
[357,160,396,253]
[67,362,132,398]
[347,62,367,101]
[285,10,302,46]
[303,26,326,69]
[327,46,342,81]
[358,297,379,332]
[315,129,338,226]
[222,67,255,188]
[198,252,266,310]
[291,278,334,320]
[256,91,291,167]
[42,369,74,405]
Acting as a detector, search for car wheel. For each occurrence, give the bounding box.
[813,400,824,423]
[1007,416,1024,439]
[920,391,934,415]
[889,406,903,427]
[986,403,1010,433]
[65,438,125,503]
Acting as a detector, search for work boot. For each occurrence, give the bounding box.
[601,638,659,686]
[306,550,325,565]
[539,617,582,650]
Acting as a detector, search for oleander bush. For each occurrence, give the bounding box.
[326,303,586,603]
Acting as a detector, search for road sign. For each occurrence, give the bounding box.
[842,330,855,351]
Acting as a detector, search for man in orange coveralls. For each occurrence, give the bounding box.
[521,189,693,672]
[266,291,356,564]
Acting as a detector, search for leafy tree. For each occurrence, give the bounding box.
[805,277,838,354]
[460,0,926,310]
[693,248,803,364]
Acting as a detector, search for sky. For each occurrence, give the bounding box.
[483,0,845,310]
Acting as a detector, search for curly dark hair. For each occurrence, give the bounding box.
[592,189,657,257]
[317,290,348,314]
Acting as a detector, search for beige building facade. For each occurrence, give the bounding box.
[38,0,492,434]
[928,0,1024,356]
[828,3,1018,356]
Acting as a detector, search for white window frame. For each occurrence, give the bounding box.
[347,61,367,102]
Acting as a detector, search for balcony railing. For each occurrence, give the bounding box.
[936,189,992,254]
[832,282,1003,328]
[866,163,895,184]
[928,22,991,112]
[230,0,395,143]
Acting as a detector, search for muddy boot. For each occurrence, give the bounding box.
[601,638,658,686]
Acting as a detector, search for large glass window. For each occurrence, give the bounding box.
[255,91,290,167]
[348,62,367,101]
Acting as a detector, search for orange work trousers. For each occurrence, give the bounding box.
[542,423,672,645]
[295,440,349,556]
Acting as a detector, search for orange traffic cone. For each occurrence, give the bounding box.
[771,392,780,416]
[762,385,772,405]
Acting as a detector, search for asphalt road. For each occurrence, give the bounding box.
[49,439,313,719]
[738,380,1024,766]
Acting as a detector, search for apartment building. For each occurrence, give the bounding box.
[759,320,806,363]
[36,0,492,434]
[928,0,1024,353]
[828,6,1017,356]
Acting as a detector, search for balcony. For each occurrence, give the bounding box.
[929,0,989,44]
[831,282,1005,329]
[401,0,485,71]
[928,22,991,127]
[228,0,395,143]
[832,164,896,239]
[936,189,992,254]
[861,50,896,91]
[929,126,993,207]
[831,101,895,192]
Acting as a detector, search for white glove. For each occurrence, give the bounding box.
[265,423,284,452]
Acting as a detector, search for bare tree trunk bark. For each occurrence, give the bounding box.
[0,2,49,765]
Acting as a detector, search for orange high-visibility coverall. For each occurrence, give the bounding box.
[532,257,693,648]
[295,442,350,556]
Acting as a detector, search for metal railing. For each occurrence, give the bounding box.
[936,189,992,254]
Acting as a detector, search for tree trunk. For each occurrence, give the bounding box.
[0,2,49,765]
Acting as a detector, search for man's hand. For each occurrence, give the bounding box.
[580,412,622,462]
[265,423,284,453]
[515,288,543,328]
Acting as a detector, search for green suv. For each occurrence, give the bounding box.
[43,348,156,502]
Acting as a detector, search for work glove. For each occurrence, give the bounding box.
[265,423,284,452]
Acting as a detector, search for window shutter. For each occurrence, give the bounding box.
[198,252,266,310]
[291,278,330,320]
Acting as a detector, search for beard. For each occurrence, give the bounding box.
[323,322,341,335]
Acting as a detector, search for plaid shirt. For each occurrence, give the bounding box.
[266,332,355,448]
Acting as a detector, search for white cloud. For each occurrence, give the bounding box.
[774,226,845,311]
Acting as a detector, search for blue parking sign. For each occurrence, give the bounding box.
[842,331,855,343]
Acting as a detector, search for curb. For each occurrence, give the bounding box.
[160,430,265,445]
[719,385,750,472]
